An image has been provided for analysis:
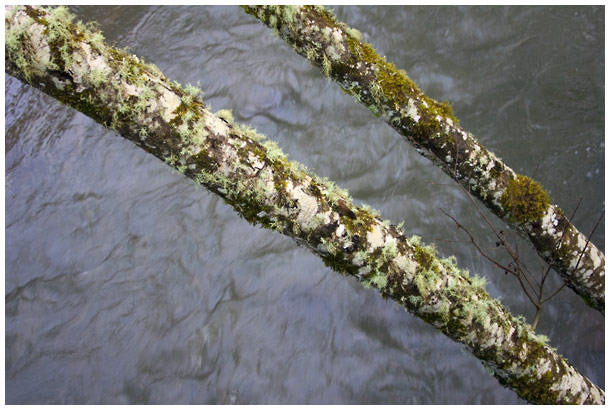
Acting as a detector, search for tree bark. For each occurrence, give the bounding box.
[243,5,605,314]
[5,5,604,404]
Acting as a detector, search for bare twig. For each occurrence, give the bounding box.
[441,147,601,331]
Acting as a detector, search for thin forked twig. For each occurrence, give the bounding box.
[441,144,601,330]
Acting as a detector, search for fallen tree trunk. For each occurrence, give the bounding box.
[243,5,605,314]
[5,5,604,404]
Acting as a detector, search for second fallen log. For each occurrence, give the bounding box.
[243,5,605,314]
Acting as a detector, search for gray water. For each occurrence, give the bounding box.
[5,6,604,404]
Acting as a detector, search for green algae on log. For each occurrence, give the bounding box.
[243,5,605,315]
[5,5,604,404]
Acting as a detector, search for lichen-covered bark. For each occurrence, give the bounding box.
[243,5,605,314]
[5,6,604,404]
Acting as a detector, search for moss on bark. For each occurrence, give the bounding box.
[501,174,550,224]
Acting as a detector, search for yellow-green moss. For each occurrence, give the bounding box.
[376,63,417,107]
[500,174,550,224]
[414,244,435,271]
[339,206,375,236]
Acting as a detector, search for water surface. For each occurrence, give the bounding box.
[5,5,604,404]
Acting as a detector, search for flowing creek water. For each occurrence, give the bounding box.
[5,5,604,404]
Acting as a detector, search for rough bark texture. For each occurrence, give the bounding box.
[5,5,604,404]
[243,5,605,314]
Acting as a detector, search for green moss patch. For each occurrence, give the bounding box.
[501,174,550,224]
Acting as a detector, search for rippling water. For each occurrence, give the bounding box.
[5,6,604,404]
